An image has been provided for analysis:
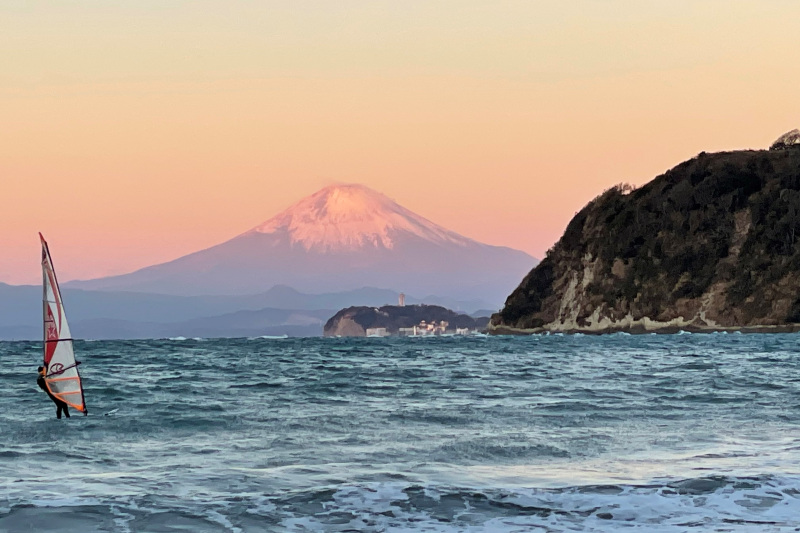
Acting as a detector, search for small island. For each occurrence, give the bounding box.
[324,304,489,337]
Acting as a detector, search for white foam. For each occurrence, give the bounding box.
[274,478,800,532]
[203,509,241,533]
[29,496,102,507]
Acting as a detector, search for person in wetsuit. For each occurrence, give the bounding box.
[37,366,70,419]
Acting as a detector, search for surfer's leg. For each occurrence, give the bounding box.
[56,404,62,419]
[62,402,70,418]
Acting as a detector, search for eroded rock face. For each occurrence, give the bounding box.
[325,316,366,337]
[491,145,800,334]
[770,129,800,151]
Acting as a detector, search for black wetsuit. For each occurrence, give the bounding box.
[37,375,70,419]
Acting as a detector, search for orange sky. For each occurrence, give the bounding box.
[2,1,800,284]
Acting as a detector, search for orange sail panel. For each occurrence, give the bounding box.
[40,233,87,415]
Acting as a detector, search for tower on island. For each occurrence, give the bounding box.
[398,293,405,307]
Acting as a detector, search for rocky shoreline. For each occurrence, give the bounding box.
[489,323,800,336]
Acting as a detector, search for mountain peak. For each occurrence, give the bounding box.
[66,182,535,302]
[248,183,470,252]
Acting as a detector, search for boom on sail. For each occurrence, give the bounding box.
[40,233,87,415]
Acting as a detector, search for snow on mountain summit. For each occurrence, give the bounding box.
[249,184,471,251]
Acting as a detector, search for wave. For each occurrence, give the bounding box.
[4,335,800,532]
[246,476,800,532]
[4,476,799,532]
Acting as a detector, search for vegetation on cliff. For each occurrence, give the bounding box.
[492,136,800,333]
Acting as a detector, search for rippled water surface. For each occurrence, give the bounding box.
[2,334,800,531]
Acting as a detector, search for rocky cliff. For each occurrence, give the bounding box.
[324,304,488,337]
[491,132,800,334]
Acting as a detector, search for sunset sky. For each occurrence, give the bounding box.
[2,1,799,284]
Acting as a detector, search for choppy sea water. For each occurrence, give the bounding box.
[2,333,800,532]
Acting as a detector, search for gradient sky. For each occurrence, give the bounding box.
[2,1,799,284]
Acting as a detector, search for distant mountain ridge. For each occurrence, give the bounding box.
[67,184,535,303]
[0,282,495,340]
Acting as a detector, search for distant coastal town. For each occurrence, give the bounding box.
[366,320,479,337]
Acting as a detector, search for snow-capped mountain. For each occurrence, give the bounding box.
[251,184,471,251]
[68,184,536,305]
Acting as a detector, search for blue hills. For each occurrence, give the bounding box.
[0,283,495,340]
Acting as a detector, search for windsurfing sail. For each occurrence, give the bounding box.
[40,233,87,415]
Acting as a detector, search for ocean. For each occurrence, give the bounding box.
[1,334,800,532]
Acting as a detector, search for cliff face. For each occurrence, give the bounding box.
[491,140,800,334]
[324,304,487,337]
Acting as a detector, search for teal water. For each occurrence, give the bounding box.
[2,334,800,532]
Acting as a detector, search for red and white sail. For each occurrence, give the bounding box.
[40,233,87,414]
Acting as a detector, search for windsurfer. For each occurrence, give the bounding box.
[37,366,70,419]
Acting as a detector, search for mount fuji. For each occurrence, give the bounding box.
[68,184,535,304]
